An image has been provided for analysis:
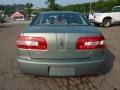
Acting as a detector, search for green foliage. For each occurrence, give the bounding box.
[63,0,120,13]
[47,0,59,10]
[0,4,26,15]
[25,3,33,19]
[1,0,120,16]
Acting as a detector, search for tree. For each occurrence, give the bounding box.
[26,3,33,19]
[47,0,58,10]
[98,0,104,2]
[0,4,26,15]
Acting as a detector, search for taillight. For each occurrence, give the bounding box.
[16,36,47,50]
[76,36,105,50]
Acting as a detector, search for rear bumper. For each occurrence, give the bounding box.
[16,57,105,76]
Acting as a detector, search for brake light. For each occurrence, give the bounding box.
[76,36,105,50]
[16,36,47,50]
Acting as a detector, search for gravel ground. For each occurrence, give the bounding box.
[0,23,120,90]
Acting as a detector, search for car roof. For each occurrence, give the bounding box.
[113,6,120,8]
[39,11,80,14]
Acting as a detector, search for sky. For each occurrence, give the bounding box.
[0,0,98,8]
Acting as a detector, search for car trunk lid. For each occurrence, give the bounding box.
[22,25,103,59]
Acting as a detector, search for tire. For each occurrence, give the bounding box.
[102,19,111,27]
[94,23,100,27]
[1,20,4,23]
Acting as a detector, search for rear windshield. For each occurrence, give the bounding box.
[112,7,120,12]
[31,13,90,26]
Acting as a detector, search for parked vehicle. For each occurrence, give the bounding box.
[89,6,120,27]
[0,16,5,23]
[89,10,104,23]
[16,11,105,76]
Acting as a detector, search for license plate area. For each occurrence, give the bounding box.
[49,67,75,76]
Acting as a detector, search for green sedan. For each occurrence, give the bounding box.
[16,11,105,76]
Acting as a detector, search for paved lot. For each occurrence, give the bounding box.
[0,23,120,90]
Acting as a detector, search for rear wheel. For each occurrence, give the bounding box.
[0,20,4,23]
[102,19,111,27]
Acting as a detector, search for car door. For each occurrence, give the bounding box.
[112,7,120,22]
[113,12,120,22]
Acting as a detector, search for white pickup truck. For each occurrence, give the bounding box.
[89,6,120,27]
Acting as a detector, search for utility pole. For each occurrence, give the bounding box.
[90,2,92,13]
